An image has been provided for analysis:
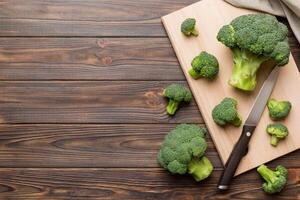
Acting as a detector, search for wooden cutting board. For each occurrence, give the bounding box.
[162,0,300,175]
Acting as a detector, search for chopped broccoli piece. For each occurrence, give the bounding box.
[163,84,192,115]
[217,14,290,91]
[267,123,289,146]
[181,18,198,36]
[257,164,288,194]
[188,51,219,79]
[157,124,213,181]
[267,98,292,120]
[212,97,242,127]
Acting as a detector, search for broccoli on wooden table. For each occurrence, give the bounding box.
[267,123,289,146]
[163,84,192,116]
[181,18,198,37]
[157,124,213,182]
[257,164,288,194]
[189,51,219,79]
[217,14,290,91]
[212,97,242,127]
[267,98,292,120]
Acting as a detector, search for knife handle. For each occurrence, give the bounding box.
[218,125,256,190]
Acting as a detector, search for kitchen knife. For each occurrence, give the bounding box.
[218,66,280,190]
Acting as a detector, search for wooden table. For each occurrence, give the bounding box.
[0,1,299,199]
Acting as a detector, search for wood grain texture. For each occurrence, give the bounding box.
[0,38,297,81]
[0,0,198,36]
[0,38,184,80]
[0,124,298,168]
[162,0,300,175]
[0,0,299,199]
[0,81,201,123]
[0,124,218,167]
[0,168,299,200]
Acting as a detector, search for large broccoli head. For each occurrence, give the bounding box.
[267,123,289,146]
[212,97,242,127]
[217,14,290,91]
[257,164,288,194]
[163,84,192,115]
[157,124,213,181]
[188,51,219,79]
[267,98,292,120]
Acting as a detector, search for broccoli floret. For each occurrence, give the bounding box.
[157,124,213,181]
[267,123,289,146]
[212,97,242,127]
[267,98,292,120]
[163,84,192,115]
[257,164,288,194]
[181,18,198,36]
[188,51,219,79]
[217,14,290,91]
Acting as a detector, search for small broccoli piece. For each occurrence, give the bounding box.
[163,84,192,116]
[257,164,288,194]
[157,124,213,181]
[217,14,290,91]
[212,97,242,127]
[181,18,198,36]
[267,98,292,120]
[188,156,213,181]
[188,51,219,79]
[267,123,289,146]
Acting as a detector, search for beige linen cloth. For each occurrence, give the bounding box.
[224,0,300,43]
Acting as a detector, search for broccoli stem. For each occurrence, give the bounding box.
[166,100,180,115]
[257,164,277,183]
[229,48,268,91]
[232,113,242,127]
[188,156,213,182]
[271,135,279,146]
[188,68,201,79]
[191,29,199,36]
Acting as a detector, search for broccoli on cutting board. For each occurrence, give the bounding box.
[212,97,242,127]
[189,51,219,79]
[257,164,288,194]
[267,123,289,146]
[181,18,198,36]
[267,98,292,120]
[217,14,290,91]
[157,124,213,182]
[163,84,192,116]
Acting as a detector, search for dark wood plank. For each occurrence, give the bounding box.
[0,0,300,52]
[0,81,201,123]
[0,37,298,81]
[0,38,184,80]
[0,168,299,199]
[0,124,298,168]
[0,124,216,167]
[0,0,198,36]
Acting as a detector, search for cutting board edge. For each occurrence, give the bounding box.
[161,0,300,176]
[161,15,228,166]
[235,145,300,175]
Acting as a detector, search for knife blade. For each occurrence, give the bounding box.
[218,66,280,190]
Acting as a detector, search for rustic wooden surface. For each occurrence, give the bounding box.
[0,0,299,199]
